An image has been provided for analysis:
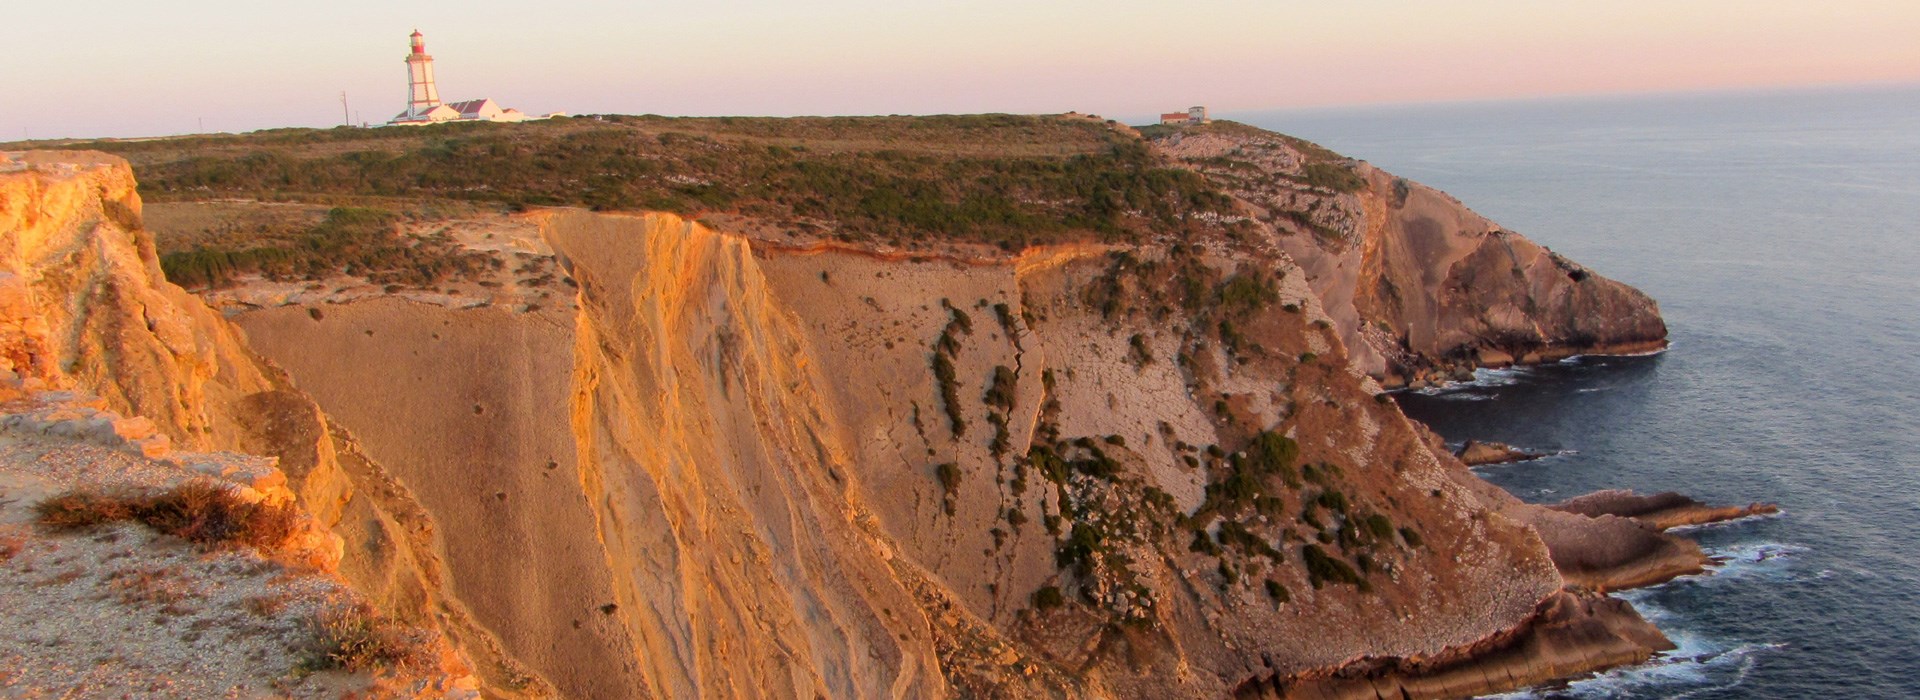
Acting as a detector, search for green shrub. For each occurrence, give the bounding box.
[983,365,1017,411]
[1302,544,1366,590]
[1129,333,1153,366]
[1030,445,1070,484]
[1399,527,1424,547]
[1055,523,1102,575]
[1032,586,1065,610]
[1264,579,1291,603]
[1362,513,1394,540]
[931,351,965,437]
[1189,529,1222,556]
[1245,431,1301,488]
[1217,274,1277,312]
[1299,162,1367,193]
[935,463,962,493]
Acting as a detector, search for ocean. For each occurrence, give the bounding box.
[1236,85,1920,698]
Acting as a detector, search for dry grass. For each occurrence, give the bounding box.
[34,491,137,529]
[102,565,199,607]
[301,603,437,674]
[243,593,289,618]
[34,481,297,551]
[0,526,26,562]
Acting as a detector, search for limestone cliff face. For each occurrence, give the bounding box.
[1150,125,1668,386]
[0,152,542,695]
[7,148,1684,699]
[0,150,270,447]
[232,208,1661,698]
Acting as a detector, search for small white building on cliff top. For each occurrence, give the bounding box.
[1160,106,1209,125]
[387,30,558,126]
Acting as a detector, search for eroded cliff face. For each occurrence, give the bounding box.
[6,144,1698,699]
[230,207,1670,698]
[0,152,543,695]
[1150,125,1669,387]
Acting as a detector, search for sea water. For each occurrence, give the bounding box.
[1236,84,1920,698]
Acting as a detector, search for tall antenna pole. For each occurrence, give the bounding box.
[341,92,351,127]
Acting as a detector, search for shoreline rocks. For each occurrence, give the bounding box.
[1239,589,1671,699]
[1552,489,1781,532]
[1454,439,1547,466]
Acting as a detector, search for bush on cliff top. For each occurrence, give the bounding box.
[300,603,438,674]
[36,481,296,551]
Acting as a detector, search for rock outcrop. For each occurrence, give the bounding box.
[1454,439,1546,466]
[1552,489,1781,532]
[1149,123,1669,387]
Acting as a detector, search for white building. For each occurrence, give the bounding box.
[1159,106,1209,125]
[387,30,553,126]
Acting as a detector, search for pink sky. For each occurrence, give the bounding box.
[4,0,1918,139]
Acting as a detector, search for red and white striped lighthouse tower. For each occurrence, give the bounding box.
[404,30,440,114]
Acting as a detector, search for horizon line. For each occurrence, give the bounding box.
[8,78,1918,146]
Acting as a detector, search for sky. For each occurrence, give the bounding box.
[5,0,1919,140]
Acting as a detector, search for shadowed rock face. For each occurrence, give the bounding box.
[1149,124,1668,387]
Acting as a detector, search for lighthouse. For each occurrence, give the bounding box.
[387,29,557,125]
[404,30,441,114]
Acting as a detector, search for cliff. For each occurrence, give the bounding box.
[3,122,1737,699]
[229,207,1676,697]
[0,151,547,695]
[1146,123,1669,387]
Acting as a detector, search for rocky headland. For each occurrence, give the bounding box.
[1146,122,1670,388]
[0,114,1760,699]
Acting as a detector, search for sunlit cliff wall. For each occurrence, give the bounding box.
[237,209,1653,697]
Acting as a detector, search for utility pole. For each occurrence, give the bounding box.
[341,92,351,127]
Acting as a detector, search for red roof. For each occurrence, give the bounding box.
[1161,113,1189,120]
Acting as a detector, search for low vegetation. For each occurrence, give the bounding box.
[158,206,496,289]
[58,114,1238,250]
[35,481,296,551]
[301,603,437,674]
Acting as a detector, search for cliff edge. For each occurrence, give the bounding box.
[1148,122,1668,387]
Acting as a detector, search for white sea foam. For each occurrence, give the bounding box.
[1560,344,1675,363]
[1485,627,1782,699]
[1690,542,1807,584]
[1409,366,1531,396]
[1491,542,1798,698]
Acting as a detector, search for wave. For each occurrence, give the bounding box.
[1690,541,1807,584]
[1486,616,1782,699]
[1490,542,1799,698]
[1558,343,1674,363]
[1409,366,1533,396]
